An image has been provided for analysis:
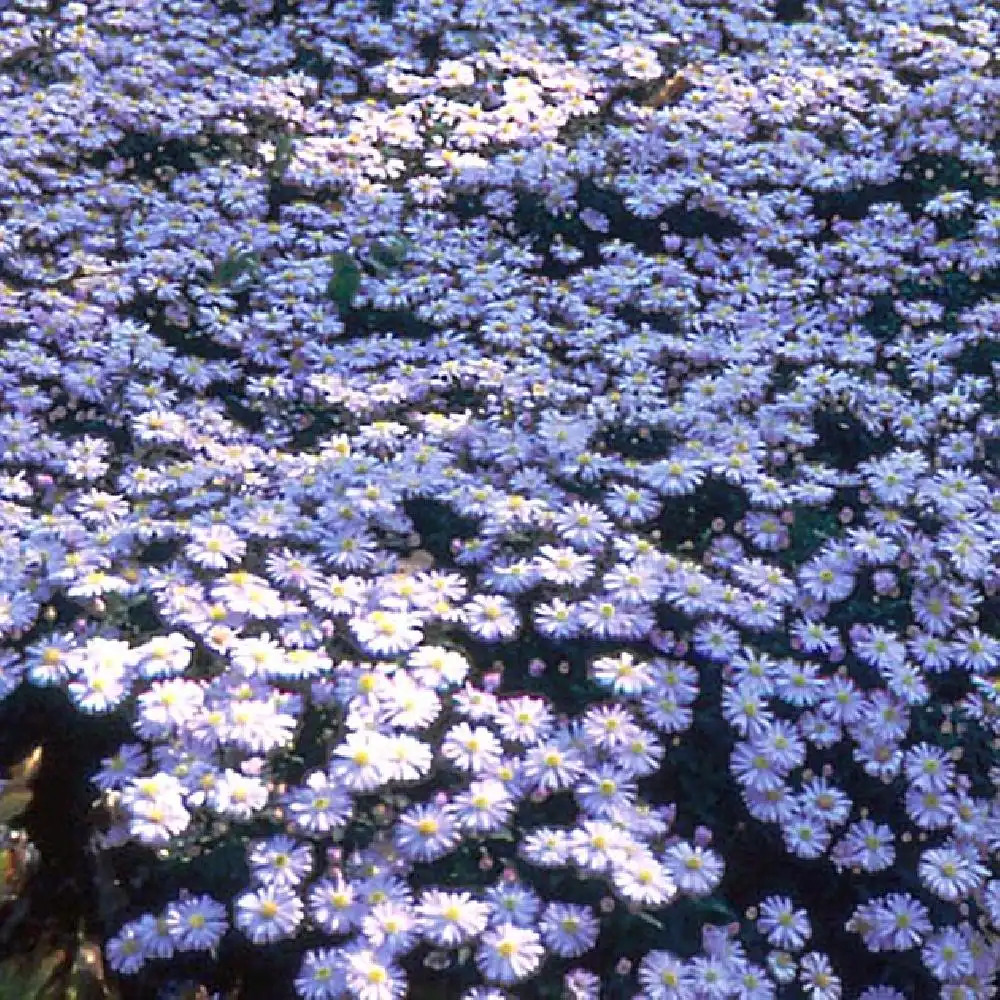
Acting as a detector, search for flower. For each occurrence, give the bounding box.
[661,842,724,896]
[415,889,490,948]
[309,874,368,935]
[295,947,347,1000]
[921,925,974,981]
[235,883,305,944]
[343,945,408,1000]
[453,778,515,834]
[351,609,424,657]
[756,896,811,951]
[475,921,546,985]
[462,593,520,642]
[484,880,542,928]
[285,770,354,834]
[249,835,314,889]
[636,949,692,999]
[440,721,504,773]
[393,802,462,862]
[164,894,228,952]
[105,921,146,975]
[918,844,988,902]
[522,733,587,793]
[538,902,599,958]
[799,951,841,1000]
[611,853,677,906]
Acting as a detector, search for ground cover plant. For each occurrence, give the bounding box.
[0,0,998,997]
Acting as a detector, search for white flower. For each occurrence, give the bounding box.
[416,890,490,948]
[235,883,304,944]
[475,922,545,985]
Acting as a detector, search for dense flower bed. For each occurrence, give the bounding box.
[0,0,998,998]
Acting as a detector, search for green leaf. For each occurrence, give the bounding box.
[213,250,259,287]
[326,252,361,309]
[370,236,411,272]
[271,132,295,179]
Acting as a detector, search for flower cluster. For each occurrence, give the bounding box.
[0,0,997,997]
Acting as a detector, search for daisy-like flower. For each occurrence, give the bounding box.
[207,769,269,820]
[868,893,932,951]
[164,894,229,952]
[462,593,519,642]
[285,770,354,835]
[782,812,831,860]
[518,826,572,869]
[921,925,974,981]
[235,883,304,944]
[406,645,470,690]
[661,842,724,896]
[105,921,146,975]
[533,597,582,639]
[522,733,587,793]
[538,902,599,958]
[343,944,408,1000]
[295,947,346,1000]
[475,921,546,985]
[799,951,841,1000]
[309,874,368,935]
[577,595,650,641]
[573,764,637,819]
[453,778,515,834]
[612,852,677,906]
[249,835,313,889]
[351,609,424,658]
[393,802,462,862]
[132,911,175,961]
[183,522,246,569]
[534,545,596,586]
[644,456,705,496]
[330,728,394,793]
[93,743,147,792]
[590,651,656,696]
[415,889,490,948]
[637,949,691,999]
[212,571,286,618]
[604,483,661,524]
[361,901,420,959]
[918,844,988,902]
[602,561,663,605]
[133,632,195,678]
[440,721,504,774]
[756,896,811,951]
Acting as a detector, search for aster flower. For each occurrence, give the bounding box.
[249,835,313,889]
[799,951,841,1000]
[235,883,304,945]
[533,597,582,639]
[462,593,519,642]
[309,874,368,936]
[285,770,353,835]
[662,841,724,896]
[415,889,490,948]
[756,896,811,951]
[611,852,676,906]
[164,894,229,953]
[351,609,424,657]
[343,945,408,1000]
[453,778,515,834]
[538,902,599,958]
[475,921,546,985]
[295,947,347,1000]
[105,922,146,975]
[636,949,692,999]
[393,802,462,862]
